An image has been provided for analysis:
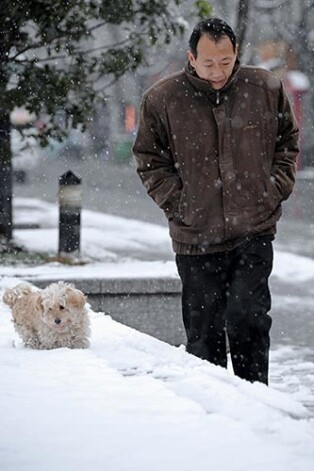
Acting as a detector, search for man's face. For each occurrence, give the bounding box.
[188,34,237,90]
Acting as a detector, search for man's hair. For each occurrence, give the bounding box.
[189,18,237,57]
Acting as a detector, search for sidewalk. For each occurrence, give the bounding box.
[1,296,313,471]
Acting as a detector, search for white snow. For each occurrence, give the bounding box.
[1,198,314,470]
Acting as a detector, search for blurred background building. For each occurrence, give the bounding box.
[98,0,313,168]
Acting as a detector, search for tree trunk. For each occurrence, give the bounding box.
[0,107,13,247]
[236,0,251,58]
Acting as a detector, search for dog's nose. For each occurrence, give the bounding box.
[54,318,61,325]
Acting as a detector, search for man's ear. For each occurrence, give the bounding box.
[187,49,196,67]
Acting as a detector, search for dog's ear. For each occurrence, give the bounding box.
[66,288,86,310]
[35,294,44,312]
[2,288,14,308]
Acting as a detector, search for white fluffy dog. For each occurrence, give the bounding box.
[3,282,90,350]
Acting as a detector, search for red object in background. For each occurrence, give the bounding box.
[125,105,136,133]
[283,71,310,171]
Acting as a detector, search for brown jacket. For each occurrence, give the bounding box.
[133,63,299,253]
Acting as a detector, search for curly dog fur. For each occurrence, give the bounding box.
[3,282,90,349]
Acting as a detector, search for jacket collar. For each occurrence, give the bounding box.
[184,59,241,104]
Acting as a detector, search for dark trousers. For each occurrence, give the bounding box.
[176,235,273,385]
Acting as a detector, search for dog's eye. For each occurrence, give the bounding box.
[59,305,65,310]
[48,308,52,311]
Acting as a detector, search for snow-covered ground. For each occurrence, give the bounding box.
[1,198,314,470]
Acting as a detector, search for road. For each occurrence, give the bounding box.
[13,154,314,255]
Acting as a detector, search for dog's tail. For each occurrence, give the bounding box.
[2,284,34,308]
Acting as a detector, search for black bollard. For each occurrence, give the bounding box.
[58,170,82,257]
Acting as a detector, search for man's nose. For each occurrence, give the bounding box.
[210,66,224,78]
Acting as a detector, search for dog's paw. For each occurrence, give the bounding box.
[71,338,90,349]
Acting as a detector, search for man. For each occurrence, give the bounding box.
[133,18,299,385]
